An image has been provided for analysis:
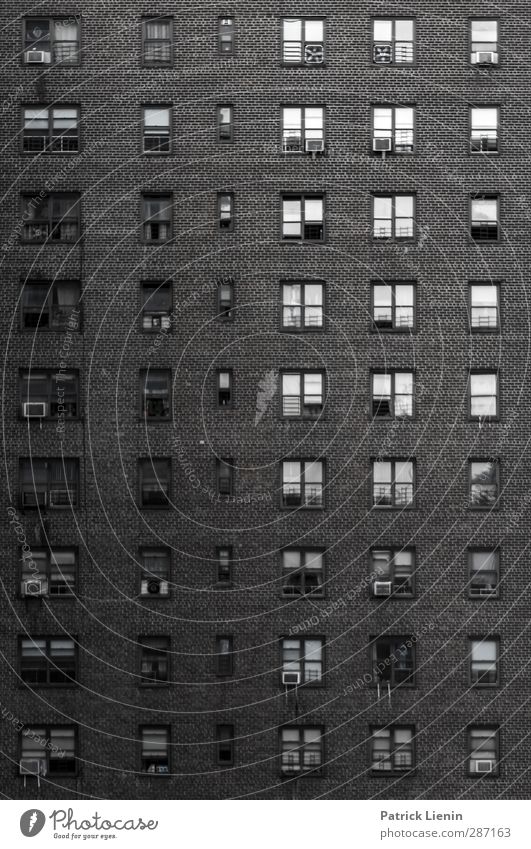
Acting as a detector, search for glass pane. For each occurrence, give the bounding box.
[374,461,391,483]
[374,20,393,40]
[395,20,413,40]
[144,107,170,127]
[304,198,323,222]
[283,19,301,40]
[305,20,323,41]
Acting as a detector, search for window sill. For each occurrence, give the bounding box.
[280,63,328,70]
[370,326,416,334]
[469,327,499,334]
[19,683,78,690]
[138,771,171,777]
[280,505,326,511]
[281,239,326,245]
[370,768,417,777]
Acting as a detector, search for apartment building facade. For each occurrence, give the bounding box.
[1,1,530,800]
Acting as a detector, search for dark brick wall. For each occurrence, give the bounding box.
[1,0,531,799]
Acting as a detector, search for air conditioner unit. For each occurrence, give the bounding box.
[49,489,70,507]
[23,402,47,418]
[304,43,324,64]
[373,137,392,153]
[22,491,46,508]
[19,758,46,776]
[475,51,496,64]
[25,50,46,64]
[282,671,301,686]
[305,139,325,154]
[373,581,393,597]
[475,759,494,773]
[374,43,393,63]
[21,578,48,597]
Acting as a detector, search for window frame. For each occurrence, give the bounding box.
[370,547,416,598]
[281,194,325,242]
[371,635,416,688]
[21,192,81,244]
[19,368,79,420]
[370,725,416,774]
[469,18,499,66]
[469,636,500,688]
[21,104,80,154]
[20,279,82,333]
[281,18,326,67]
[20,546,78,597]
[467,725,499,777]
[216,724,235,765]
[371,280,416,333]
[22,17,81,67]
[281,547,325,598]
[280,369,325,419]
[371,369,415,419]
[217,192,234,231]
[216,458,234,497]
[280,636,325,686]
[20,725,78,777]
[372,458,415,509]
[141,16,174,67]
[468,459,500,510]
[280,458,326,510]
[281,104,325,154]
[215,635,234,676]
[468,548,500,599]
[279,725,324,776]
[372,193,416,242]
[19,457,79,510]
[217,276,235,320]
[468,370,499,421]
[371,104,415,154]
[140,280,173,333]
[139,725,170,775]
[468,281,500,333]
[139,368,172,422]
[141,104,172,155]
[139,635,171,686]
[139,546,171,599]
[217,105,234,142]
[218,16,235,56]
[470,193,500,243]
[19,635,77,687]
[217,369,233,409]
[371,17,416,66]
[141,193,173,245]
[469,104,500,154]
[280,280,325,332]
[138,457,172,509]
[216,545,233,586]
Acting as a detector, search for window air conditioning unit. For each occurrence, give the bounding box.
[475,51,495,64]
[305,139,325,154]
[49,489,70,507]
[373,581,393,597]
[373,137,392,153]
[21,578,48,597]
[146,578,169,595]
[23,402,47,418]
[475,759,494,773]
[25,50,46,64]
[374,43,393,63]
[304,44,324,64]
[19,758,46,776]
[282,671,301,686]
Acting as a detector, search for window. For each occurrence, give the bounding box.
[282,460,324,508]
[471,20,498,64]
[282,371,323,418]
[21,279,81,332]
[470,638,499,686]
[373,195,415,240]
[218,193,234,230]
[280,727,323,775]
[141,281,172,331]
[216,459,234,496]
[20,637,76,685]
[468,727,499,776]
[142,17,173,66]
[372,281,415,331]
[217,370,233,407]
[372,636,415,687]
[371,549,415,597]
[282,107,324,153]
[281,638,323,684]
[469,550,499,598]
[282,195,324,241]
[140,636,170,684]
[23,106,79,153]
[24,18,80,65]
[140,726,170,774]
[217,105,233,141]
[142,106,171,153]
[19,369,78,419]
[142,194,172,243]
[372,460,414,508]
[471,195,499,241]
[282,19,324,66]
[281,549,324,596]
[19,458,79,509]
[281,281,324,330]
[217,277,235,320]
[469,372,498,420]
[372,106,414,153]
[371,726,414,772]
[139,458,171,508]
[21,726,77,775]
[218,17,235,55]
[216,636,233,675]
[471,106,499,153]
[21,548,77,596]
[469,461,499,509]
[216,546,233,585]
[22,193,80,243]
[372,371,414,418]
[140,369,171,420]
[140,548,170,597]
[469,283,499,331]
[216,725,234,765]
[373,19,414,64]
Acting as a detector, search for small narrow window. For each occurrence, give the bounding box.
[143,106,171,153]
[216,459,234,496]
[217,371,233,407]
[217,278,234,319]
[216,636,233,675]
[216,725,234,764]
[216,546,233,584]
[471,20,498,65]
[217,105,233,141]
[218,193,234,230]
[218,17,235,55]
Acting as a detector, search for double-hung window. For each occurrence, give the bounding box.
[372,460,414,507]
[371,549,415,596]
[470,638,499,686]
[281,549,324,596]
[21,726,77,775]
[372,636,415,687]
[20,637,76,685]
[469,460,499,508]
[217,277,235,319]
[140,369,171,420]
[468,727,499,776]
[281,638,323,684]
[282,460,324,508]
[216,459,234,496]
[371,727,414,772]
[142,194,172,243]
[217,106,233,141]
[471,195,499,241]
[21,548,77,596]
[20,369,78,419]
[372,371,413,418]
[372,282,415,331]
[372,19,414,64]
[142,106,171,153]
[373,106,414,153]
[469,283,499,331]
[139,458,171,508]
[469,550,499,598]
[280,727,323,774]
[216,546,233,584]
[282,195,324,241]
[22,193,80,243]
[281,281,324,330]
[140,636,170,684]
[282,19,324,66]
[21,279,81,332]
[470,106,499,153]
[141,282,172,331]
[142,17,173,66]
[140,548,170,597]
[23,106,79,153]
[471,21,499,65]
[20,458,79,509]
[24,18,80,65]
[282,106,324,153]
[373,195,415,240]
[140,727,170,773]
[282,371,323,418]
[469,371,498,420]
